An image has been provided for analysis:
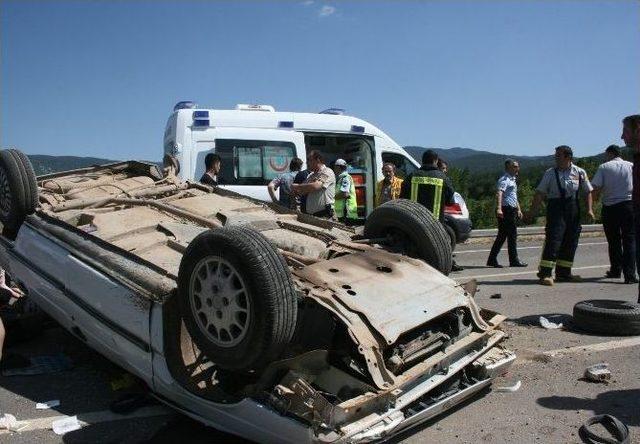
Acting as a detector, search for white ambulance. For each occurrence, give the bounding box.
[162,102,422,219]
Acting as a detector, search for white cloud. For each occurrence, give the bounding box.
[318,5,336,17]
[301,0,314,6]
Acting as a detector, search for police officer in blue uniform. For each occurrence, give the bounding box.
[525,146,594,286]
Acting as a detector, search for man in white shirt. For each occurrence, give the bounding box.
[291,150,336,219]
[592,145,637,283]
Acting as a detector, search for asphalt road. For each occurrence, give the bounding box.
[1,235,638,443]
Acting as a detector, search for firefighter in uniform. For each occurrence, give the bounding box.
[399,149,455,223]
[525,145,594,286]
[333,159,358,223]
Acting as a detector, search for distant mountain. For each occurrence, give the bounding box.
[404,146,557,173]
[26,155,118,176]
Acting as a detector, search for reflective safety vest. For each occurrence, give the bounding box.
[335,173,358,220]
[410,176,444,217]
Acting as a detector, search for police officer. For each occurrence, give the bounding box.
[333,159,358,223]
[400,150,455,222]
[525,145,594,286]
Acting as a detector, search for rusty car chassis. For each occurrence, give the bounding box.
[0,158,514,443]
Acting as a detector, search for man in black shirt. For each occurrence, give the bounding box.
[199,153,221,186]
[400,150,455,222]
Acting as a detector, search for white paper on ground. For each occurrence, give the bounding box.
[0,413,29,432]
[36,400,60,410]
[52,416,81,435]
[539,316,563,329]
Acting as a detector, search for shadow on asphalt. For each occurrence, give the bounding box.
[477,278,540,286]
[537,389,640,427]
[509,313,573,327]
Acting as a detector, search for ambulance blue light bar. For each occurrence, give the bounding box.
[320,108,345,115]
[174,101,197,111]
[278,121,294,128]
[351,125,365,133]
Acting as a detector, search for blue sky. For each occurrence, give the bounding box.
[1,1,639,160]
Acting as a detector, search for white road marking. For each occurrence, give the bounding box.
[457,241,608,254]
[0,405,174,435]
[543,336,640,357]
[463,264,609,280]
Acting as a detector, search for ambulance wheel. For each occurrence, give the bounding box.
[364,199,452,275]
[177,226,298,372]
[0,149,38,239]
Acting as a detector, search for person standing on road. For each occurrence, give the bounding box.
[291,150,336,219]
[268,157,303,210]
[525,145,594,286]
[199,153,221,186]
[591,145,637,283]
[487,159,528,268]
[622,114,640,302]
[375,162,403,207]
[333,159,358,223]
[400,149,455,222]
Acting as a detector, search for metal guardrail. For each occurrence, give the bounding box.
[470,224,603,238]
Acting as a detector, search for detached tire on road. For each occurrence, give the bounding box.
[0,149,38,238]
[364,199,452,275]
[177,226,298,372]
[573,300,640,336]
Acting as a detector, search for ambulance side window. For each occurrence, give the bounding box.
[381,152,417,179]
[215,139,296,185]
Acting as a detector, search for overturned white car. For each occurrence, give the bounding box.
[0,149,514,443]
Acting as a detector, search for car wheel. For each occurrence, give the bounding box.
[177,226,298,372]
[364,199,452,275]
[0,149,38,239]
[573,300,640,336]
[10,149,39,214]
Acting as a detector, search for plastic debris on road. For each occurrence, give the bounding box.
[36,400,61,410]
[539,316,563,329]
[494,380,521,392]
[0,413,29,432]
[584,363,612,383]
[52,416,82,435]
[490,293,502,299]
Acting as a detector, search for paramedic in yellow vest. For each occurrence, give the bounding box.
[333,159,358,223]
[399,149,455,222]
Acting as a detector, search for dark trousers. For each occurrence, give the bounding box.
[539,199,582,278]
[488,206,519,264]
[602,201,636,279]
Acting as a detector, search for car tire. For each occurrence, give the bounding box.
[177,226,298,372]
[573,300,640,336]
[443,223,457,252]
[10,149,39,214]
[364,199,452,275]
[0,150,27,239]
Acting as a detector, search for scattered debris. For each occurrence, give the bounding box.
[1,353,72,377]
[579,414,629,444]
[490,293,502,299]
[539,316,563,329]
[36,400,60,410]
[110,373,136,391]
[0,413,29,432]
[584,363,611,383]
[51,416,82,435]
[494,380,521,392]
